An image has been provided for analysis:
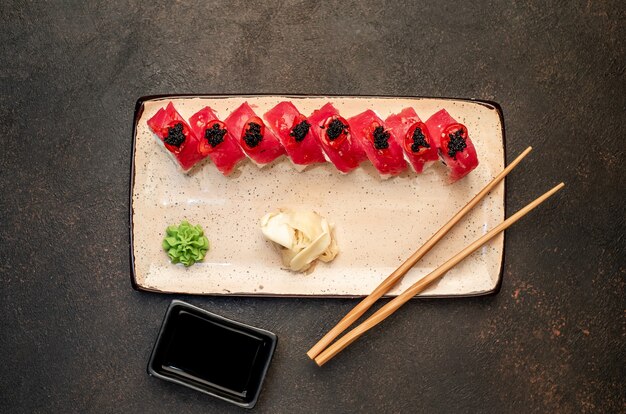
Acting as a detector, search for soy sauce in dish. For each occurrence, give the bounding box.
[153,309,268,401]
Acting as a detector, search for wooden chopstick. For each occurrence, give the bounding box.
[306,146,533,360]
[314,182,565,366]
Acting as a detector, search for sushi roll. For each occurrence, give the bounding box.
[263,101,326,171]
[425,109,479,182]
[348,110,407,178]
[147,102,207,172]
[188,107,246,176]
[308,103,367,173]
[223,102,285,167]
[385,108,439,173]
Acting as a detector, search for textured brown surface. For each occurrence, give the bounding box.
[0,1,624,413]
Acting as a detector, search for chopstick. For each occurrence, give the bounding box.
[306,146,533,360]
[314,182,565,366]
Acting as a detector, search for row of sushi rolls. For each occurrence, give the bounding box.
[148,100,480,270]
[147,101,479,182]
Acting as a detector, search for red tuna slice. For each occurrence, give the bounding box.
[308,103,367,173]
[263,101,326,170]
[425,109,479,182]
[146,102,207,171]
[188,107,245,175]
[386,107,439,173]
[348,110,407,177]
[223,102,285,166]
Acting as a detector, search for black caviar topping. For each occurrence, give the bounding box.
[243,122,263,148]
[410,127,430,152]
[326,119,348,141]
[372,126,390,150]
[290,120,311,142]
[164,123,186,147]
[447,128,467,159]
[205,123,227,147]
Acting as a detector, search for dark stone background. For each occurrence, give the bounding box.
[1,1,624,413]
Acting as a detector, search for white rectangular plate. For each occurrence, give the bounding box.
[131,95,505,297]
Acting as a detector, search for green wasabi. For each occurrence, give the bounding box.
[162,221,210,266]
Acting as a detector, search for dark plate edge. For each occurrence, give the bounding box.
[146,299,278,409]
[129,94,507,299]
[129,97,145,291]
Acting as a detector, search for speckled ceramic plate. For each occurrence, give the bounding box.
[130,95,505,298]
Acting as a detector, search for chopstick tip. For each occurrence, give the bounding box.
[314,356,326,367]
[519,146,532,157]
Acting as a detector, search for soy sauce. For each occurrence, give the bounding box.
[152,308,271,403]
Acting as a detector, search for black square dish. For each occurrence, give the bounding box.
[148,300,277,409]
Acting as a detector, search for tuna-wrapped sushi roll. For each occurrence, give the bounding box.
[188,107,246,176]
[224,102,285,167]
[147,102,207,172]
[348,110,406,177]
[386,108,438,173]
[264,101,326,171]
[425,109,479,182]
[308,103,367,173]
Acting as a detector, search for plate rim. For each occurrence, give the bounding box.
[129,94,506,299]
